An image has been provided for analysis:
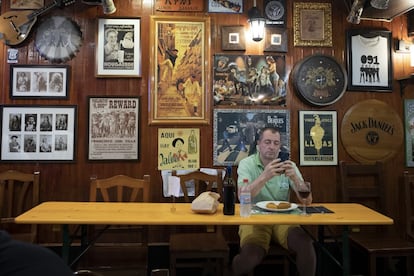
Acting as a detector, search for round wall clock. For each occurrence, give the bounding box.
[35,16,82,63]
[292,54,348,106]
[265,1,285,21]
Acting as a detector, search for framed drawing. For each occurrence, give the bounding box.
[213,54,287,106]
[208,0,242,13]
[10,0,44,9]
[264,27,288,52]
[346,29,392,92]
[404,99,414,167]
[88,96,139,161]
[299,110,337,166]
[96,18,141,78]
[149,16,210,125]
[293,2,332,47]
[213,109,290,166]
[0,105,77,162]
[10,64,70,99]
[221,25,245,51]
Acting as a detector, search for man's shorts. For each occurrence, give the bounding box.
[238,224,299,252]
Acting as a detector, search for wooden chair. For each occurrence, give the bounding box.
[0,170,40,243]
[169,169,229,276]
[404,173,414,242]
[338,161,414,276]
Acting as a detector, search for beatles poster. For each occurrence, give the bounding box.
[213,109,290,166]
[213,54,287,107]
[299,111,337,166]
[158,128,200,170]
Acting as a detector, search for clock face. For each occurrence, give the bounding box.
[292,54,348,106]
[265,1,285,21]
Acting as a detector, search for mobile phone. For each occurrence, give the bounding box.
[278,152,290,162]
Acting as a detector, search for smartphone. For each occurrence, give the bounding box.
[278,152,290,162]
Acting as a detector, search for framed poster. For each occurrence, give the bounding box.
[264,27,288,52]
[221,25,245,51]
[88,96,139,161]
[208,0,242,13]
[346,29,392,92]
[213,109,290,166]
[158,128,200,170]
[10,0,43,9]
[293,2,332,47]
[0,105,77,162]
[10,64,69,99]
[149,16,210,125]
[213,54,287,106]
[299,110,337,166]
[96,18,141,78]
[154,0,204,11]
[404,99,414,167]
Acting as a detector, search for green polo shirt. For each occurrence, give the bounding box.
[237,152,302,204]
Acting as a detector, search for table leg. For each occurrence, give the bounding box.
[342,226,350,276]
[62,224,70,264]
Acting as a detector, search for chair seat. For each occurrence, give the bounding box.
[170,232,229,253]
[350,232,414,253]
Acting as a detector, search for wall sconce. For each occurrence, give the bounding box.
[248,0,265,42]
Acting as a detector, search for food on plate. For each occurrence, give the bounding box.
[265,202,292,209]
[266,202,278,209]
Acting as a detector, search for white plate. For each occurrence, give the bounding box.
[256,201,298,212]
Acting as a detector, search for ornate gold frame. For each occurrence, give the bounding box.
[293,2,332,47]
[149,16,211,125]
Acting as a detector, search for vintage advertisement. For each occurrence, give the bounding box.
[155,0,204,11]
[299,111,337,166]
[150,16,210,124]
[158,128,200,170]
[404,100,414,167]
[213,109,290,166]
[213,54,287,107]
[88,97,139,160]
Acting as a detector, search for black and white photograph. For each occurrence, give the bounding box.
[0,105,77,162]
[88,96,140,160]
[96,18,141,77]
[299,110,338,166]
[213,109,290,166]
[10,65,69,99]
[347,29,392,92]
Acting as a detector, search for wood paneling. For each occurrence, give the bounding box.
[0,0,413,243]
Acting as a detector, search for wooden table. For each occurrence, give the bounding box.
[15,201,393,275]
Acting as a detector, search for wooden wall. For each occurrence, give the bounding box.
[1,0,413,244]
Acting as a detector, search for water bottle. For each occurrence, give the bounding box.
[239,178,251,217]
[223,166,235,215]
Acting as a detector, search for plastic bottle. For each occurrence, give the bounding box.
[223,166,235,215]
[239,178,251,217]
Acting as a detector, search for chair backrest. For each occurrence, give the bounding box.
[90,174,150,202]
[403,173,414,241]
[339,161,386,213]
[171,169,224,203]
[0,170,40,243]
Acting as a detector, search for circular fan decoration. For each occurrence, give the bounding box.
[35,16,82,63]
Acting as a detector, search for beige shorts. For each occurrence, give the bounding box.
[238,224,298,252]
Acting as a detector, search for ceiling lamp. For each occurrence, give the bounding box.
[248,0,266,42]
[370,0,389,10]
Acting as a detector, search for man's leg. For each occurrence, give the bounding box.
[287,227,316,276]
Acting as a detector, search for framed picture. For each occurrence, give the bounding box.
[88,96,139,161]
[293,2,332,47]
[299,110,337,166]
[264,27,288,52]
[10,0,43,9]
[10,65,69,99]
[208,0,242,13]
[96,18,141,78]
[0,105,77,162]
[154,0,204,12]
[149,16,210,125]
[346,29,392,92]
[404,99,414,167]
[213,54,287,106]
[213,109,290,166]
[221,25,245,51]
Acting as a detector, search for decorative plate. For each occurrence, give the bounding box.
[256,201,298,212]
[35,16,82,63]
[292,54,347,106]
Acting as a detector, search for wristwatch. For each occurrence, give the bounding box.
[264,0,286,25]
[292,54,348,106]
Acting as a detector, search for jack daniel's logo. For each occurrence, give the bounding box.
[350,117,394,135]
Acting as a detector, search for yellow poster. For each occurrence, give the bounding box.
[158,128,200,170]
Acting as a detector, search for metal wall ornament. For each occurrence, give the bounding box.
[35,16,82,63]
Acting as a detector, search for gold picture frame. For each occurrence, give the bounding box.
[149,16,211,125]
[293,2,332,47]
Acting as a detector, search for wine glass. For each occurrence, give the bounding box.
[298,181,311,216]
